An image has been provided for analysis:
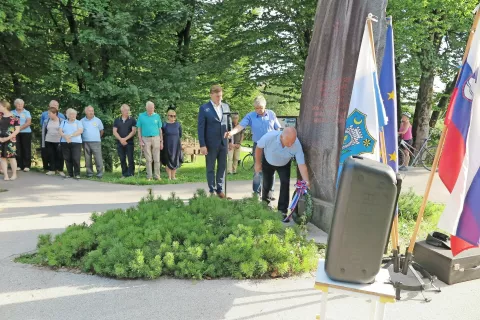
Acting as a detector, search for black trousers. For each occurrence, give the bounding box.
[61,142,81,177]
[16,132,32,169]
[41,147,49,170]
[46,141,64,171]
[253,142,274,196]
[117,144,135,177]
[262,156,291,213]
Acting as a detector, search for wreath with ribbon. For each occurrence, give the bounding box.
[283,180,313,225]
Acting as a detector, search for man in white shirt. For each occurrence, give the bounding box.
[197,85,233,198]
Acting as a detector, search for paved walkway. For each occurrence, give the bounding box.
[0,168,474,320]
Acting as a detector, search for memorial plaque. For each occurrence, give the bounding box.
[297,0,387,232]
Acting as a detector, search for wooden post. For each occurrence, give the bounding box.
[407,7,480,253]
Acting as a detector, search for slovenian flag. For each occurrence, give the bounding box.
[338,18,387,179]
[437,21,480,256]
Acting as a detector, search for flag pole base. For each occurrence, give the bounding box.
[382,250,441,302]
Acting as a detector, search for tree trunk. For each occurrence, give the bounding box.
[412,30,442,150]
[430,77,456,127]
[11,71,22,98]
[63,0,86,92]
[176,19,192,63]
[301,28,312,61]
[412,67,435,150]
[101,47,110,79]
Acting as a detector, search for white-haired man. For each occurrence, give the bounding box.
[81,106,104,178]
[137,101,163,180]
[12,99,32,172]
[255,127,310,219]
[113,104,137,178]
[226,95,281,198]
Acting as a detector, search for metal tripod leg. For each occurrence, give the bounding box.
[390,259,441,302]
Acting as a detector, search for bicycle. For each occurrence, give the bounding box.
[241,143,255,170]
[398,130,438,171]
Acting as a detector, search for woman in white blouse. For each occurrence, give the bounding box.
[59,108,84,179]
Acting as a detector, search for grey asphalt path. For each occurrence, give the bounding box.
[0,168,476,320]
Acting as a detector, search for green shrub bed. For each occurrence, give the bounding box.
[16,190,319,279]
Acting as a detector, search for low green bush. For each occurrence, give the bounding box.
[17,190,319,280]
[398,189,445,221]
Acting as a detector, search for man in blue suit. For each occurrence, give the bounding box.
[197,85,232,198]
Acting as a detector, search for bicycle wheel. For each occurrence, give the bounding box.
[242,153,254,170]
[421,145,438,171]
[398,149,407,167]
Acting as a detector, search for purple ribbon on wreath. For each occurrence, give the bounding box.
[283,180,308,222]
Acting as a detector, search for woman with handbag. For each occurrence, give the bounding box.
[0,100,20,181]
[42,107,65,176]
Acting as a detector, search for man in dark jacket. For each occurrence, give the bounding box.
[197,85,232,198]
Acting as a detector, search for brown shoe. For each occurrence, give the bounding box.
[217,192,226,199]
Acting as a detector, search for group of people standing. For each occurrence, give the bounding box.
[198,85,310,217]
[1,84,311,219]
[0,99,183,181]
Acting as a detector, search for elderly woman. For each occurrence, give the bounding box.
[59,108,83,179]
[42,107,65,176]
[160,107,182,180]
[12,98,32,172]
[0,100,20,181]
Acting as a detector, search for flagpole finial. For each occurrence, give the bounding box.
[368,13,379,23]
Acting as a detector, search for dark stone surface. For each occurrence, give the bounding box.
[371,0,389,72]
[297,0,388,233]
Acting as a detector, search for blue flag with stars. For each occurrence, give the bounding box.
[379,19,398,173]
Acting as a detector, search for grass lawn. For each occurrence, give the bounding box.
[33,151,297,186]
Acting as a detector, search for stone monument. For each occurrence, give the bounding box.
[297,0,388,233]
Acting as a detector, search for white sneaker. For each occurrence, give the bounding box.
[16,168,21,171]
[58,172,66,177]
[23,168,30,172]
[46,171,55,176]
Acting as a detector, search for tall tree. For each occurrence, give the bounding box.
[388,0,477,150]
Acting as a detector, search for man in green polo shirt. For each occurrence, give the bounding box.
[137,101,163,180]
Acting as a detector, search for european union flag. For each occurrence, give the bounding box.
[379,18,398,173]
